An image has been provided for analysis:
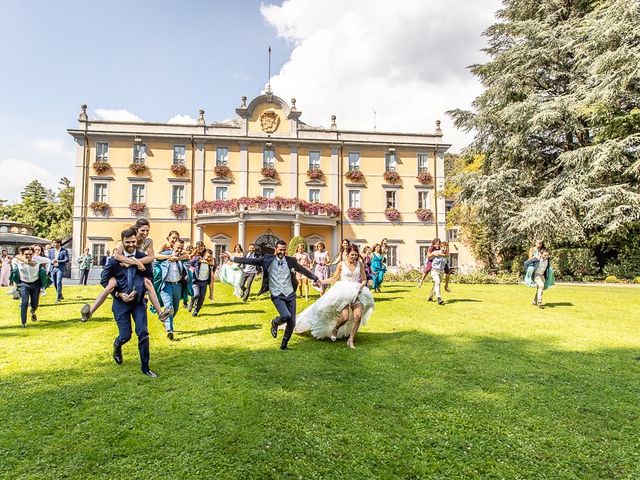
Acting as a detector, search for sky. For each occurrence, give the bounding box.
[0,0,500,203]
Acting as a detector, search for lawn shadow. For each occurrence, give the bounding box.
[444,298,483,304]
[205,309,266,318]
[544,302,574,308]
[371,296,401,302]
[0,315,112,330]
[174,323,261,340]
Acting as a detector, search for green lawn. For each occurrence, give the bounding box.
[1,282,639,479]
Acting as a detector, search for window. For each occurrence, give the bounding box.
[216,147,229,166]
[262,187,275,199]
[91,243,105,266]
[445,200,454,215]
[386,190,397,209]
[385,152,397,172]
[96,142,109,161]
[309,151,321,170]
[214,244,228,262]
[93,183,107,202]
[348,152,360,171]
[131,184,145,203]
[215,186,228,200]
[263,148,275,168]
[418,191,429,209]
[309,189,320,203]
[348,190,361,208]
[419,246,430,267]
[0,226,7,233]
[387,245,398,267]
[448,228,459,242]
[173,145,186,164]
[133,144,146,163]
[172,185,185,204]
[417,153,429,173]
[450,253,459,269]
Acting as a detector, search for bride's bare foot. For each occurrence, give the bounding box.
[347,338,355,349]
[330,328,338,342]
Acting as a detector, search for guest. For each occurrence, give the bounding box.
[157,239,189,340]
[77,247,93,286]
[418,237,441,288]
[100,250,110,267]
[102,227,157,378]
[12,246,51,327]
[370,243,386,293]
[362,246,373,288]
[312,242,331,295]
[218,244,245,298]
[47,238,69,302]
[294,243,312,300]
[32,245,49,296]
[188,249,216,316]
[524,248,554,308]
[240,243,261,303]
[331,239,351,267]
[428,240,449,304]
[1,249,12,287]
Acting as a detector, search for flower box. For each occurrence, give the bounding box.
[129,162,149,175]
[306,168,324,180]
[385,208,401,222]
[170,203,188,218]
[92,161,110,174]
[89,201,110,216]
[415,208,434,222]
[417,171,433,184]
[345,169,365,182]
[170,163,188,176]
[347,207,364,222]
[261,166,277,179]
[193,196,341,218]
[129,202,146,216]
[383,170,401,183]
[214,165,231,177]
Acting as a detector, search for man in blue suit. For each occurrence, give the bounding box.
[225,239,320,350]
[48,238,69,302]
[101,228,157,378]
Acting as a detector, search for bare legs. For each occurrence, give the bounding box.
[298,278,309,300]
[89,277,117,314]
[332,302,362,349]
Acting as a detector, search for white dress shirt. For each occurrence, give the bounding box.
[12,256,51,283]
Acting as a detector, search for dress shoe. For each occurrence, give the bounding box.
[31,313,37,322]
[270,319,278,339]
[142,369,158,378]
[437,298,445,305]
[80,303,92,322]
[113,345,123,364]
[280,345,288,351]
[192,310,198,317]
[21,323,26,328]
[167,331,174,341]
[187,299,194,312]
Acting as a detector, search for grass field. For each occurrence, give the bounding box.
[1,281,639,479]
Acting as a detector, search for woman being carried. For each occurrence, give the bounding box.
[295,244,374,349]
[80,220,172,322]
[218,244,244,298]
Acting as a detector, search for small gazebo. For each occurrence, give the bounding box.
[0,219,50,255]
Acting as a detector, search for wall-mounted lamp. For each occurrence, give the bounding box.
[388,147,396,153]
[265,142,273,149]
[133,136,142,144]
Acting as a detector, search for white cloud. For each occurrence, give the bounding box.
[260,0,500,152]
[0,158,60,204]
[94,109,143,122]
[167,114,198,125]
[31,138,75,161]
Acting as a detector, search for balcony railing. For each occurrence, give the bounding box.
[194,196,341,218]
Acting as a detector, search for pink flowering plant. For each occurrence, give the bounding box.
[194,196,340,218]
[347,207,364,222]
[170,203,188,218]
[129,162,149,175]
[345,169,365,182]
[170,163,188,176]
[92,161,111,174]
[214,165,231,177]
[415,208,434,222]
[261,167,277,179]
[129,202,146,216]
[89,201,110,216]
[417,171,433,184]
[383,171,401,183]
[385,207,401,222]
[306,168,324,180]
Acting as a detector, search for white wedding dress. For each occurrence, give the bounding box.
[295,260,375,339]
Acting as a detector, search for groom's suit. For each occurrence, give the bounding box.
[232,254,318,349]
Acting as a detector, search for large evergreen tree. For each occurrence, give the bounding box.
[449,0,640,266]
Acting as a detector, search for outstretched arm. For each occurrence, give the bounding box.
[322,262,342,285]
[230,255,262,266]
[293,260,318,282]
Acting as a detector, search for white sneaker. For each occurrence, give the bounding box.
[41,290,47,296]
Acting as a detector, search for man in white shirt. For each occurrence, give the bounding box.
[12,245,51,327]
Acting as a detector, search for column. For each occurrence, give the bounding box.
[330,146,339,205]
[72,135,86,280]
[435,150,446,236]
[239,142,249,197]
[331,225,339,257]
[196,225,204,243]
[293,221,301,237]
[193,142,205,202]
[238,219,246,247]
[290,143,298,198]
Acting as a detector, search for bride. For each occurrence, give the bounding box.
[295,244,374,349]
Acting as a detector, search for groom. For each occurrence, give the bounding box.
[225,239,319,350]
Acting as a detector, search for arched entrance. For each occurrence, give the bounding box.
[254,233,279,254]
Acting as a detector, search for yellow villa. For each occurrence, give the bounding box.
[67,92,475,279]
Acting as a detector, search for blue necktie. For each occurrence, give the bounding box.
[126,266,135,294]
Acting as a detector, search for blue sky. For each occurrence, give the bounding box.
[0,0,499,203]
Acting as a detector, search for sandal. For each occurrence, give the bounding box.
[330,328,338,342]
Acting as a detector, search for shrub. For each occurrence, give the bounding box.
[604,275,619,283]
[552,248,598,280]
[214,165,231,177]
[345,170,365,182]
[385,208,401,222]
[634,277,640,284]
[347,207,364,222]
[287,236,307,256]
[170,163,188,176]
[92,161,110,174]
[129,162,148,174]
[417,171,433,184]
[449,270,520,284]
[385,268,422,282]
[583,275,596,283]
[383,171,401,183]
[261,167,277,178]
[603,240,640,279]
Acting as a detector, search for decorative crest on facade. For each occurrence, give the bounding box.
[259,111,280,133]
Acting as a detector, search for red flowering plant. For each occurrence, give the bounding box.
[129,162,149,174]
[89,201,110,216]
[261,166,277,179]
[129,202,146,216]
[194,197,340,218]
[347,207,364,222]
[345,169,365,182]
[383,171,401,183]
[170,163,188,176]
[299,201,341,217]
[214,165,231,177]
[415,208,434,222]
[170,203,188,218]
[306,168,324,180]
[385,207,401,222]
[417,171,433,184]
[92,161,111,174]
